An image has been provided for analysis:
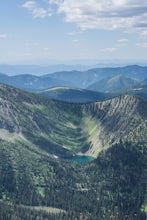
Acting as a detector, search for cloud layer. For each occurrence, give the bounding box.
[49,0,147,31]
[22,0,147,31]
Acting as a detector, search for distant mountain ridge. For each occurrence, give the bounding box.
[47,65,147,88]
[0,64,146,94]
[0,73,74,91]
[0,64,90,76]
[87,74,139,92]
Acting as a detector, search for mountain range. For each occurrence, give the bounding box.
[47,65,147,88]
[0,84,146,219]
[0,65,147,219]
[0,73,75,91]
[0,65,147,92]
[0,64,90,76]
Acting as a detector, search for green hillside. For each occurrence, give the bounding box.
[0,84,146,219]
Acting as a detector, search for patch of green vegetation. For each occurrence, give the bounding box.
[36,187,45,198]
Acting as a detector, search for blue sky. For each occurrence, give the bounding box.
[0,0,147,64]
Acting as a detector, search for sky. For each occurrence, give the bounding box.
[0,0,147,65]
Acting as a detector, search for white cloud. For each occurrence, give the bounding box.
[22,0,147,33]
[48,0,147,31]
[0,34,7,39]
[101,47,117,52]
[49,0,63,4]
[22,1,52,18]
[117,38,128,43]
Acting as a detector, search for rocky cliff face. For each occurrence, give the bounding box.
[82,95,147,156]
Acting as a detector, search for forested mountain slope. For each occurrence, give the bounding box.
[0,140,146,220]
[0,84,146,219]
[0,84,147,157]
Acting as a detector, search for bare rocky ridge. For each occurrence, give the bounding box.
[82,95,147,156]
